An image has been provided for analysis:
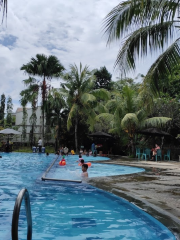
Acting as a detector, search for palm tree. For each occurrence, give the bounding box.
[20,54,65,145]
[104,0,180,85]
[0,0,7,22]
[60,63,109,152]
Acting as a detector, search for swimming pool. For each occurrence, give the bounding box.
[0,153,176,240]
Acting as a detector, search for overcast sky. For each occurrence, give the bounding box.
[0,0,157,112]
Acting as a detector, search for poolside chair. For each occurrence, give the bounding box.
[155,149,162,161]
[164,150,170,161]
[136,148,141,159]
[141,148,151,161]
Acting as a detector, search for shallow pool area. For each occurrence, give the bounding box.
[0,153,176,240]
[46,154,145,180]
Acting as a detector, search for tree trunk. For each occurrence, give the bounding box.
[75,114,78,153]
[57,115,61,149]
[42,77,46,147]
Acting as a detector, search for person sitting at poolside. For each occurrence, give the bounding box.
[79,149,84,155]
[56,150,60,155]
[64,146,69,156]
[89,149,92,156]
[85,149,89,157]
[81,164,88,178]
[60,147,64,155]
[151,144,160,160]
[71,149,75,155]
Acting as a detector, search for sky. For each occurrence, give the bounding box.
[0,0,158,112]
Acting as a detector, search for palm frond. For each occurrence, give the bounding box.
[136,109,146,122]
[0,0,7,23]
[115,21,176,73]
[145,38,180,93]
[121,113,139,129]
[141,116,172,128]
[105,100,120,113]
[23,77,37,86]
[104,0,179,44]
[94,103,108,114]
[67,103,78,130]
[81,93,96,103]
[95,113,114,124]
[92,88,110,100]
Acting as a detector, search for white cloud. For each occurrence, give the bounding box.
[0,0,163,112]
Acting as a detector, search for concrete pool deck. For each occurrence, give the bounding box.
[88,157,180,239]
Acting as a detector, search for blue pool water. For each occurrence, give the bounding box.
[46,155,145,180]
[61,154,111,161]
[0,153,175,240]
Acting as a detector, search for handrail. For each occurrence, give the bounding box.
[11,188,32,240]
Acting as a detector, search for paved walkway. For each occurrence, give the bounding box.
[88,157,180,238]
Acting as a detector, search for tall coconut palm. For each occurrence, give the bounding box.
[20,54,65,145]
[104,0,180,85]
[60,63,110,152]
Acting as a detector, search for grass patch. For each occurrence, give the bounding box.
[13,146,55,153]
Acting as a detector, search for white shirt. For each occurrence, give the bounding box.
[64,147,68,153]
[38,139,42,146]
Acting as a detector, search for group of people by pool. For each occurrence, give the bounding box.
[55,142,97,157]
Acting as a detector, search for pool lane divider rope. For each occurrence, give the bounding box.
[41,155,82,183]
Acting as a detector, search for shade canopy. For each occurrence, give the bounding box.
[138,128,170,136]
[89,131,112,138]
[0,128,22,135]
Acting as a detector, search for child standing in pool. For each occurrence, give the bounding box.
[76,155,83,163]
[81,164,88,178]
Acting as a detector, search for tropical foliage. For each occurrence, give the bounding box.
[95,85,171,154]
[94,66,112,90]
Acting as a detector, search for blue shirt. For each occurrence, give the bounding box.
[91,143,95,151]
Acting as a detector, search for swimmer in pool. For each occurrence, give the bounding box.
[76,154,83,163]
[81,164,88,178]
[79,159,84,166]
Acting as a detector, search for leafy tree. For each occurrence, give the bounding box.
[112,78,141,93]
[0,93,6,126]
[6,96,13,127]
[60,63,110,152]
[20,54,65,145]
[94,66,112,90]
[104,0,180,83]
[45,88,66,150]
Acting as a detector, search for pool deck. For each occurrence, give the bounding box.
[88,157,180,239]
